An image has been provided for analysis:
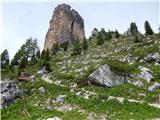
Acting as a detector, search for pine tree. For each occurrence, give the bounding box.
[11,37,39,66]
[107,30,112,40]
[60,41,69,51]
[51,43,59,55]
[11,49,23,66]
[45,49,50,61]
[144,20,154,35]
[97,32,104,45]
[115,29,120,38]
[30,54,37,64]
[36,50,40,60]
[19,57,27,69]
[82,38,88,51]
[71,40,81,56]
[101,28,107,39]
[1,49,9,69]
[41,50,46,60]
[130,22,138,36]
[44,62,52,72]
[133,34,140,43]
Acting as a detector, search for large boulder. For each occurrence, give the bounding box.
[44,3,85,50]
[0,80,21,109]
[88,64,126,87]
[138,66,154,82]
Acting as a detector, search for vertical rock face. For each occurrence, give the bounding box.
[44,3,85,50]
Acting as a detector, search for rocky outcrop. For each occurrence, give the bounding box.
[138,66,154,82]
[88,64,126,87]
[0,81,21,109]
[44,3,85,50]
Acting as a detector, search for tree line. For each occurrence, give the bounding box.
[0,20,157,74]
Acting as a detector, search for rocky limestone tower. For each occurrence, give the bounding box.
[44,3,85,50]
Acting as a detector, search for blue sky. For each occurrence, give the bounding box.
[0,0,159,58]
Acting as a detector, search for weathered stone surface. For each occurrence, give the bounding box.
[148,83,160,91]
[38,87,48,94]
[139,66,154,82]
[0,80,21,109]
[144,52,160,63]
[44,3,85,50]
[55,95,65,103]
[128,80,144,87]
[88,64,126,87]
[44,117,62,120]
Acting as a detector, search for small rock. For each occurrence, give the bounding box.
[155,62,160,66]
[138,93,146,97]
[75,91,81,96]
[54,80,62,85]
[129,80,144,87]
[45,117,62,120]
[108,96,124,103]
[70,83,78,89]
[37,66,47,75]
[56,104,74,112]
[143,52,160,63]
[148,83,160,91]
[38,87,47,94]
[56,95,65,103]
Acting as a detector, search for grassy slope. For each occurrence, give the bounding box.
[1,34,160,120]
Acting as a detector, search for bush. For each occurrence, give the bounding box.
[55,73,75,80]
[76,76,89,88]
[102,60,133,76]
[133,34,140,43]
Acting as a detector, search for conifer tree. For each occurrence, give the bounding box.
[115,29,120,38]
[1,49,9,69]
[60,41,69,51]
[144,20,154,35]
[82,38,88,51]
[71,40,81,55]
[45,49,50,61]
[108,30,112,40]
[19,57,27,69]
[36,50,40,60]
[97,32,104,45]
[11,37,39,66]
[41,50,46,60]
[130,22,138,36]
[51,43,59,55]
